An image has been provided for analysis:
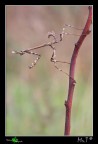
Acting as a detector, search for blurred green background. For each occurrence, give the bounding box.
[6,5,93,136]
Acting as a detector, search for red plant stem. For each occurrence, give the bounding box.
[64,6,92,135]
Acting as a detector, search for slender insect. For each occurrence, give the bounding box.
[12,24,83,79]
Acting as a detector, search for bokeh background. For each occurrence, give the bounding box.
[6,5,93,136]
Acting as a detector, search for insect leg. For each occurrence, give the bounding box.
[25,51,41,69]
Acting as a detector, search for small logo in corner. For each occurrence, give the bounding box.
[6,137,23,143]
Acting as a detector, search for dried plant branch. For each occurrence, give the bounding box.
[64,6,92,135]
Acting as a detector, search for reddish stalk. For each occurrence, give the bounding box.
[64,6,92,135]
